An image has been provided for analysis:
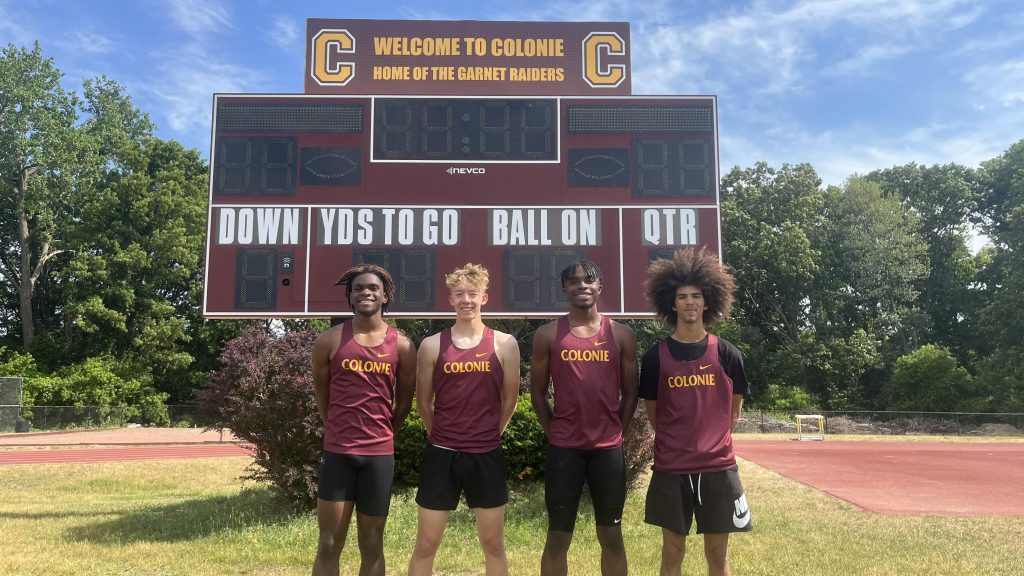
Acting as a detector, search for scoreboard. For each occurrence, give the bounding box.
[202,21,721,318]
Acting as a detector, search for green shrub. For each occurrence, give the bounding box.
[20,355,169,426]
[394,395,548,486]
[757,383,815,411]
[883,344,979,412]
[394,411,428,486]
[502,398,548,481]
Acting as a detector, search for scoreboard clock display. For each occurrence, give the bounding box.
[204,94,720,318]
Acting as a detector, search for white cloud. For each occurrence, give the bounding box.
[825,44,914,77]
[626,0,981,96]
[0,0,37,47]
[265,15,301,53]
[144,44,264,138]
[723,108,1022,188]
[167,0,233,36]
[964,59,1024,107]
[57,30,117,54]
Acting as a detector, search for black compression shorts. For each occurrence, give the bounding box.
[317,451,395,517]
[544,444,626,532]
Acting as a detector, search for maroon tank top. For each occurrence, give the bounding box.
[430,327,504,452]
[323,322,399,456]
[654,333,736,473]
[548,316,622,449]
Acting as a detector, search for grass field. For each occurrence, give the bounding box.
[1,445,1022,575]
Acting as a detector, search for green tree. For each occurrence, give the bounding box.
[973,140,1024,412]
[866,163,983,364]
[0,43,151,351]
[882,345,979,412]
[0,43,81,350]
[721,162,824,343]
[978,139,1024,351]
[816,177,929,351]
[974,348,1024,413]
[62,138,211,401]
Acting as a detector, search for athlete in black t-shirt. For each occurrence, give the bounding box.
[640,247,754,576]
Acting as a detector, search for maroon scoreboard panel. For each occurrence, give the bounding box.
[203,94,720,318]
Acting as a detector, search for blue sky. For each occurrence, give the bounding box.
[4,0,1022,188]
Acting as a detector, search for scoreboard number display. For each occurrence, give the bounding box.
[204,94,720,317]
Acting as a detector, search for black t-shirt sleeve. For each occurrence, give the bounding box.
[639,344,660,400]
[718,339,751,397]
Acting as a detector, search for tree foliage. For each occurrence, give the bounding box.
[883,345,978,412]
[62,138,211,400]
[866,163,983,363]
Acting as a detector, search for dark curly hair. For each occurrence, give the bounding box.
[645,248,735,327]
[335,264,396,314]
[560,259,604,287]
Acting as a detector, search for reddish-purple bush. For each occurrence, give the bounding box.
[198,327,321,511]
[623,403,655,489]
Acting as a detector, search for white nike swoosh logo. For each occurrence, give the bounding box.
[733,494,751,528]
[733,508,750,528]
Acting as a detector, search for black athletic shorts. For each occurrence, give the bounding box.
[415,444,508,510]
[644,466,752,535]
[317,451,395,517]
[545,444,626,532]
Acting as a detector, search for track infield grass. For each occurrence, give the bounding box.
[1,451,1022,575]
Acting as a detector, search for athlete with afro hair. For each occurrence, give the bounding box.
[640,248,752,576]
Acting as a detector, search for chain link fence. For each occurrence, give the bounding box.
[738,410,1024,436]
[2,405,1023,436]
[0,404,210,433]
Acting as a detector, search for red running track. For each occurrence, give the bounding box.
[735,439,1024,516]
[0,444,250,465]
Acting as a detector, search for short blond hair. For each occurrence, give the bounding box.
[445,263,489,292]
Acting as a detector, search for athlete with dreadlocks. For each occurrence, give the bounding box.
[640,248,752,576]
[310,263,416,576]
[530,259,638,576]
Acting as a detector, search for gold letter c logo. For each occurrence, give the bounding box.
[582,32,626,88]
[312,29,355,86]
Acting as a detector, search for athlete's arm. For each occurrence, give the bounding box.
[392,333,417,432]
[311,330,336,424]
[639,345,660,431]
[496,332,521,434]
[416,334,440,435]
[731,394,743,432]
[528,322,556,435]
[614,322,640,433]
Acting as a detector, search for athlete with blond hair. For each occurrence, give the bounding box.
[408,263,521,576]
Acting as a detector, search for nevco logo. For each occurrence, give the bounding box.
[447,167,486,175]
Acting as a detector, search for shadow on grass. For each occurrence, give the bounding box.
[67,488,297,543]
[1,511,119,519]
